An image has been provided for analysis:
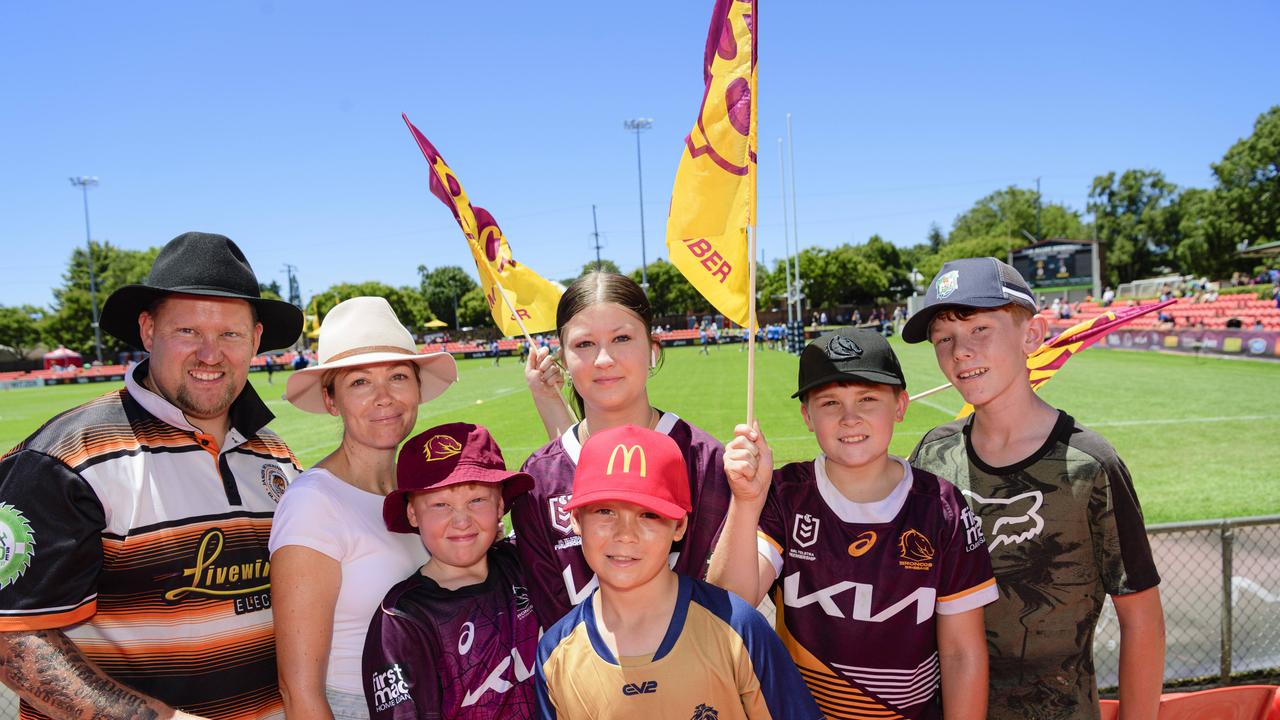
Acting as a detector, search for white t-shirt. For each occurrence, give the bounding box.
[269,467,429,696]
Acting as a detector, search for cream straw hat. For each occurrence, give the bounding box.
[284,296,457,414]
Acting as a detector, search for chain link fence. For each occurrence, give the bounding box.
[1095,514,1280,689]
[1,515,1275,717]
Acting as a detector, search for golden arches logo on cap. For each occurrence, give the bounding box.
[422,434,463,462]
[606,444,647,477]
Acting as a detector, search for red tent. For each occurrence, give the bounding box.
[43,346,84,370]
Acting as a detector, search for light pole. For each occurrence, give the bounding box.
[624,118,653,292]
[70,176,104,364]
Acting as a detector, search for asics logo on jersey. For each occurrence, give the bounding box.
[606,444,646,476]
[792,513,820,548]
[622,680,658,696]
[423,434,463,461]
[783,572,936,624]
[847,530,877,557]
[962,489,1044,549]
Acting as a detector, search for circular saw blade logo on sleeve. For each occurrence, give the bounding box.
[0,503,35,589]
[423,434,463,462]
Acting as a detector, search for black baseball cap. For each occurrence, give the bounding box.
[901,257,1038,344]
[793,327,906,399]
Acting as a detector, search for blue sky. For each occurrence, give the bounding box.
[2,1,1276,308]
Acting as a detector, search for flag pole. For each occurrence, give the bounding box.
[746,224,757,426]
[491,277,580,422]
[910,382,952,402]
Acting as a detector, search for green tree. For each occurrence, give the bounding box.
[581,259,621,276]
[310,281,433,332]
[1175,188,1244,279]
[915,235,1026,283]
[457,286,492,329]
[796,245,888,309]
[1212,105,1280,249]
[0,305,45,357]
[926,222,946,253]
[950,186,1085,244]
[856,235,913,300]
[1088,170,1181,285]
[631,258,704,317]
[417,265,478,330]
[44,241,160,357]
[258,280,284,302]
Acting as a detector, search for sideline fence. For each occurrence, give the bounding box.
[1,515,1276,716]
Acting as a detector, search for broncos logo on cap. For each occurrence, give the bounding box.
[422,434,463,462]
[827,334,863,360]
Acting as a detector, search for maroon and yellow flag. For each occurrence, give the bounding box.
[402,114,562,336]
[665,0,757,327]
[957,299,1176,418]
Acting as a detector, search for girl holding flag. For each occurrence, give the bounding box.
[513,271,732,628]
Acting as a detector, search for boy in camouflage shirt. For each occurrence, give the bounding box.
[903,258,1165,720]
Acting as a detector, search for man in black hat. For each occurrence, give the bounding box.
[0,232,304,719]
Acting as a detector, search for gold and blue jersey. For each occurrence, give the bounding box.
[535,575,822,719]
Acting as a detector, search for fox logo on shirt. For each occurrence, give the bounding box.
[962,489,1044,549]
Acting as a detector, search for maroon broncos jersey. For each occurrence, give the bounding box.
[512,412,730,628]
[362,541,539,720]
[757,457,998,720]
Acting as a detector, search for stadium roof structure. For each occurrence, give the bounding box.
[1236,240,1280,259]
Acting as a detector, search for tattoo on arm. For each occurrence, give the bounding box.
[0,629,165,720]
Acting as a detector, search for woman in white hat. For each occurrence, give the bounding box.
[269,297,457,720]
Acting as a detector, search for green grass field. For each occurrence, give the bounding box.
[2,342,1277,523]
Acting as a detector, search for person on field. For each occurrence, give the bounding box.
[535,425,821,720]
[363,423,539,719]
[271,297,457,720]
[709,328,996,719]
[0,232,303,719]
[515,272,731,629]
[904,257,1165,720]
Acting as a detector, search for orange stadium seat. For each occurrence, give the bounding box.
[1100,698,1119,720]
[1156,684,1278,720]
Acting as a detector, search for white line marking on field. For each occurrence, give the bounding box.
[913,398,960,417]
[1087,414,1280,427]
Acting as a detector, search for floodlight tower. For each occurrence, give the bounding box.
[70,176,104,364]
[624,118,654,293]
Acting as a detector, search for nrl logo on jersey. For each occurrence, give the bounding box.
[788,513,820,561]
[962,489,1044,550]
[548,494,574,535]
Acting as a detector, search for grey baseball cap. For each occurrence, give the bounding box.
[902,257,1037,344]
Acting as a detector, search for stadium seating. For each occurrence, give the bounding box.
[1100,698,1119,720]
[1154,684,1279,720]
[1043,294,1280,333]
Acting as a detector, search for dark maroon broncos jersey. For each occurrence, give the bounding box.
[362,541,539,720]
[758,457,998,720]
[512,412,730,628]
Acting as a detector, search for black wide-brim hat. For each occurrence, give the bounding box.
[100,232,304,352]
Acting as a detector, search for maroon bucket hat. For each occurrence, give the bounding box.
[383,423,533,534]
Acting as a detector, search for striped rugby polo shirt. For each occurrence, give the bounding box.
[0,361,299,719]
[757,457,998,720]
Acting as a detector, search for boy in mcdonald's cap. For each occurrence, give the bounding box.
[904,258,1164,720]
[362,423,540,720]
[534,425,821,720]
[708,327,997,720]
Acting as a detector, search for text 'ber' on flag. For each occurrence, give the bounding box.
[402,114,562,337]
[665,0,757,328]
[956,299,1176,418]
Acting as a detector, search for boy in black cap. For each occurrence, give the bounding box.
[903,258,1164,720]
[709,327,997,720]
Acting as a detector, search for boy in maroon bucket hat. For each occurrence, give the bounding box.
[533,426,820,720]
[362,423,539,720]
